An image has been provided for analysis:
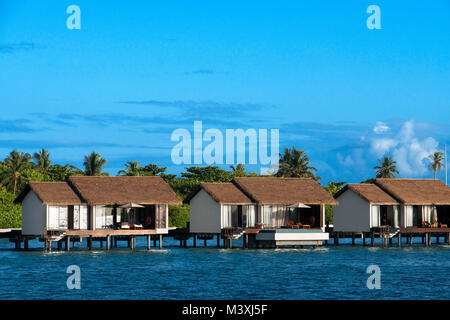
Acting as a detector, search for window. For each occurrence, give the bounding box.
[392,205,400,228]
[263,205,272,227]
[405,205,414,227]
[73,205,88,230]
[48,206,68,229]
[156,205,167,228]
[242,205,256,227]
[95,206,114,229]
[371,205,380,227]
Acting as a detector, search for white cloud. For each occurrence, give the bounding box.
[370,120,438,177]
[373,121,389,134]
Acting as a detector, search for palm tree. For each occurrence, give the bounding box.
[33,148,51,171]
[0,151,32,194]
[276,147,318,178]
[83,152,108,176]
[118,161,141,176]
[230,163,247,177]
[428,151,443,180]
[374,155,399,178]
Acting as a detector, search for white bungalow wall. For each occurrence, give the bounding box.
[334,189,371,232]
[21,190,46,236]
[189,189,221,234]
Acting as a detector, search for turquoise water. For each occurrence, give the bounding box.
[0,237,449,300]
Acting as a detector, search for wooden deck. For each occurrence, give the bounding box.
[399,227,450,233]
[65,229,161,237]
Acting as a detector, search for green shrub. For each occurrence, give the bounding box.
[169,204,190,228]
[0,186,21,228]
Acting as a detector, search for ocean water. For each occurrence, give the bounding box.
[0,237,449,300]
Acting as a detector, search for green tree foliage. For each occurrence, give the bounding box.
[118,161,168,176]
[324,181,346,196]
[374,155,399,178]
[46,164,82,181]
[323,181,346,226]
[0,186,22,228]
[428,151,443,180]
[169,204,190,228]
[276,147,319,180]
[0,151,32,194]
[33,148,51,171]
[181,166,233,182]
[83,152,108,176]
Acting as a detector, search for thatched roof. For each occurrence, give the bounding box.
[186,182,254,204]
[15,182,84,205]
[233,177,338,205]
[68,176,181,205]
[335,184,399,204]
[374,178,450,205]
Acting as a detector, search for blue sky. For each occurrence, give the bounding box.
[1,1,449,184]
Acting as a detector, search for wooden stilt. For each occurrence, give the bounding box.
[106,235,110,250]
[193,235,197,248]
[159,234,163,249]
[425,233,429,247]
[363,233,366,246]
[389,237,392,245]
[229,238,232,249]
[204,238,207,247]
[24,239,29,250]
[44,239,48,251]
[217,235,220,248]
[371,233,375,246]
[58,240,62,250]
[409,233,413,246]
[100,240,103,248]
[72,239,76,248]
[114,237,117,248]
[436,236,439,244]
[447,233,450,245]
[147,235,151,250]
[49,241,52,251]
[398,232,401,247]
[334,233,339,246]
[351,233,355,246]
[422,235,425,244]
[179,240,182,247]
[88,236,92,250]
[65,236,70,252]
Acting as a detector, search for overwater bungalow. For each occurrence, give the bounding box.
[187,177,338,248]
[14,176,181,250]
[333,179,450,245]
